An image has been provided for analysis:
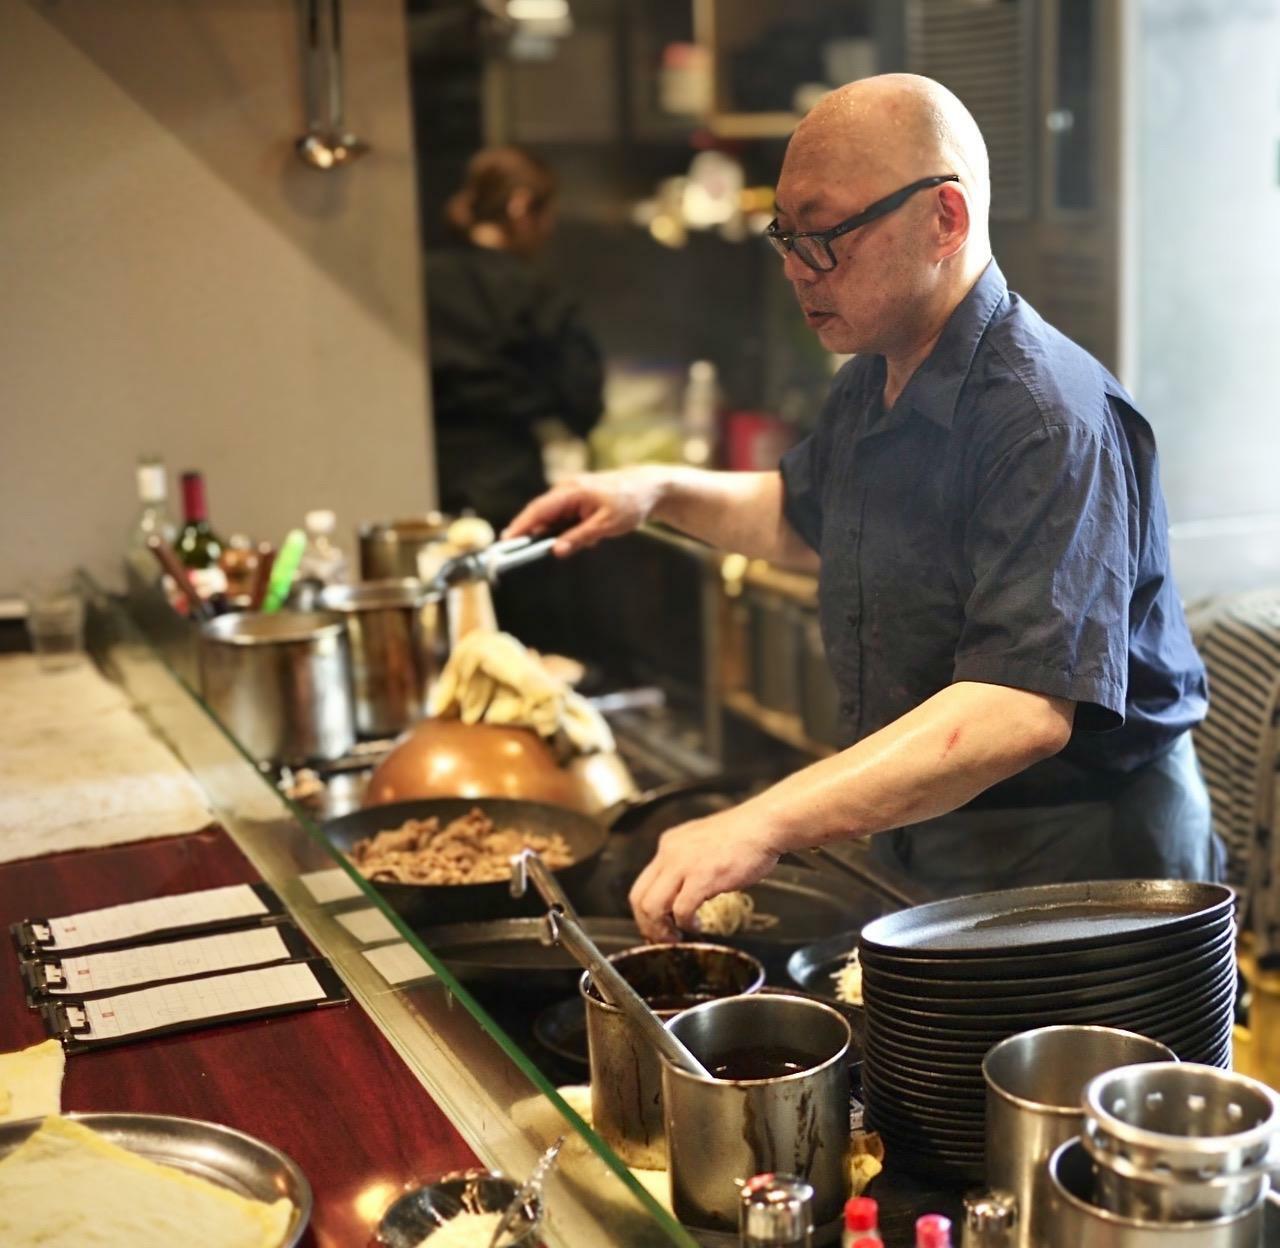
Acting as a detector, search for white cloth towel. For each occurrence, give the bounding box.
[0,655,213,864]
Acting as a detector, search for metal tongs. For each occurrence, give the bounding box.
[427,535,559,594]
[511,849,713,1079]
[486,1134,564,1248]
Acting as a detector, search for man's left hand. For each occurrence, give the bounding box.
[627,807,782,943]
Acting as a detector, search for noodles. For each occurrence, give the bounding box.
[694,891,780,936]
[350,808,573,886]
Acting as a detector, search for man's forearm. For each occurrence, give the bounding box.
[650,468,818,569]
[747,681,1075,851]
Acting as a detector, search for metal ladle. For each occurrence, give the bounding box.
[295,0,367,169]
[486,1135,564,1248]
[511,849,712,1077]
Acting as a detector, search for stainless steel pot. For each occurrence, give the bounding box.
[198,610,355,765]
[661,994,851,1233]
[357,515,450,581]
[1046,1138,1266,1248]
[983,1026,1176,1248]
[317,579,443,737]
[580,944,765,1169]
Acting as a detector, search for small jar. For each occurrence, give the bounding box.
[739,1173,815,1247]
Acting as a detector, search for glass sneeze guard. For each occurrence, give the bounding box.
[84,575,698,1248]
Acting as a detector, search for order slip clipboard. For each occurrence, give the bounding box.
[19,922,314,1005]
[11,882,287,957]
[39,958,350,1054]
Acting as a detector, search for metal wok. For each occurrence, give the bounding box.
[322,796,609,926]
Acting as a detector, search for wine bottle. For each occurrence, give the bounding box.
[177,470,227,600]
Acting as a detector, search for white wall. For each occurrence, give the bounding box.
[0,0,435,591]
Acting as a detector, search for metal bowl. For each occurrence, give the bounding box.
[377,1169,539,1247]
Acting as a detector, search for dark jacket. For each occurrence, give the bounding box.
[426,244,604,526]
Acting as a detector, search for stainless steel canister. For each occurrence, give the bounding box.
[357,515,450,581]
[1082,1061,1280,1221]
[661,994,851,1234]
[983,1025,1175,1248]
[1046,1137,1266,1248]
[318,580,443,737]
[198,610,355,764]
[580,944,765,1169]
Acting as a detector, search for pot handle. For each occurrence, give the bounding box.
[601,773,762,832]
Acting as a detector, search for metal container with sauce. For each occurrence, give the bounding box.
[318,579,443,738]
[661,994,851,1234]
[198,610,355,764]
[357,515,449,581]
[580,944,765,1168]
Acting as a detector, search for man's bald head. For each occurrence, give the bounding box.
[784,74,990,242]
[773,75,993,361]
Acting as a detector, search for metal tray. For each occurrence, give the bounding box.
[853,926,1236,998]
[857,913,1234,979]
[0,1111,311,1246]
[858,880,1234,957]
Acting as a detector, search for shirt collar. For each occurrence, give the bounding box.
[893,259,1009,432]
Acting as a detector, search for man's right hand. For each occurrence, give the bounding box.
[502,466,669,556]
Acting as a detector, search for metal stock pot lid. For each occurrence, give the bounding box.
[200,610,347,645]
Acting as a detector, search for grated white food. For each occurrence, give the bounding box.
[831,947,863,1006]
[414,1210,506,1248]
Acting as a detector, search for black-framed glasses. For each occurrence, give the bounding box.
[765,174,960,272]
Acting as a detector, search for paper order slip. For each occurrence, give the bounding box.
[78,963,326,1041]
[46,884,268,950]
[48,927,293,995]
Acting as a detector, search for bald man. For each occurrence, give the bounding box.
[506,75,1218,941]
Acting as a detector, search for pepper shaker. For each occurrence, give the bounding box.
[739,1173,815,1247]
[962,1190,1017,1248]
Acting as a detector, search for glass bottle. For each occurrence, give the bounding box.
[916,1213,953,1248]
[842,1196,881,1246]
[176,470,227,600]
[125,454,176,582]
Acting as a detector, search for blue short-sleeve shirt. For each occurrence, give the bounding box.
[779,260,1207,806]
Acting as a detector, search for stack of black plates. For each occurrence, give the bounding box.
[858,880,1237,1182]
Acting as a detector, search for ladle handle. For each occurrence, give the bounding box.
[543,907,712,1080]
[510,849,582,927]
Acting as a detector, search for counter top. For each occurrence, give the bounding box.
[0,825,479,1247]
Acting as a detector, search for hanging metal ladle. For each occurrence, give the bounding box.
[295,0,368,170]
[510,849,713,1080]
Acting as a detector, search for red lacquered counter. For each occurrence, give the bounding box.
[0,825,479,1247]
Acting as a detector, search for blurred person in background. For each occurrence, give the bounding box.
[426,146,604,652]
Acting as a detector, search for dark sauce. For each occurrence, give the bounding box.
[708,1045,817,1081]
[645,993,717,1012]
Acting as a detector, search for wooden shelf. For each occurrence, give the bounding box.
[707,111,800,140]
[723,687,835,758]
